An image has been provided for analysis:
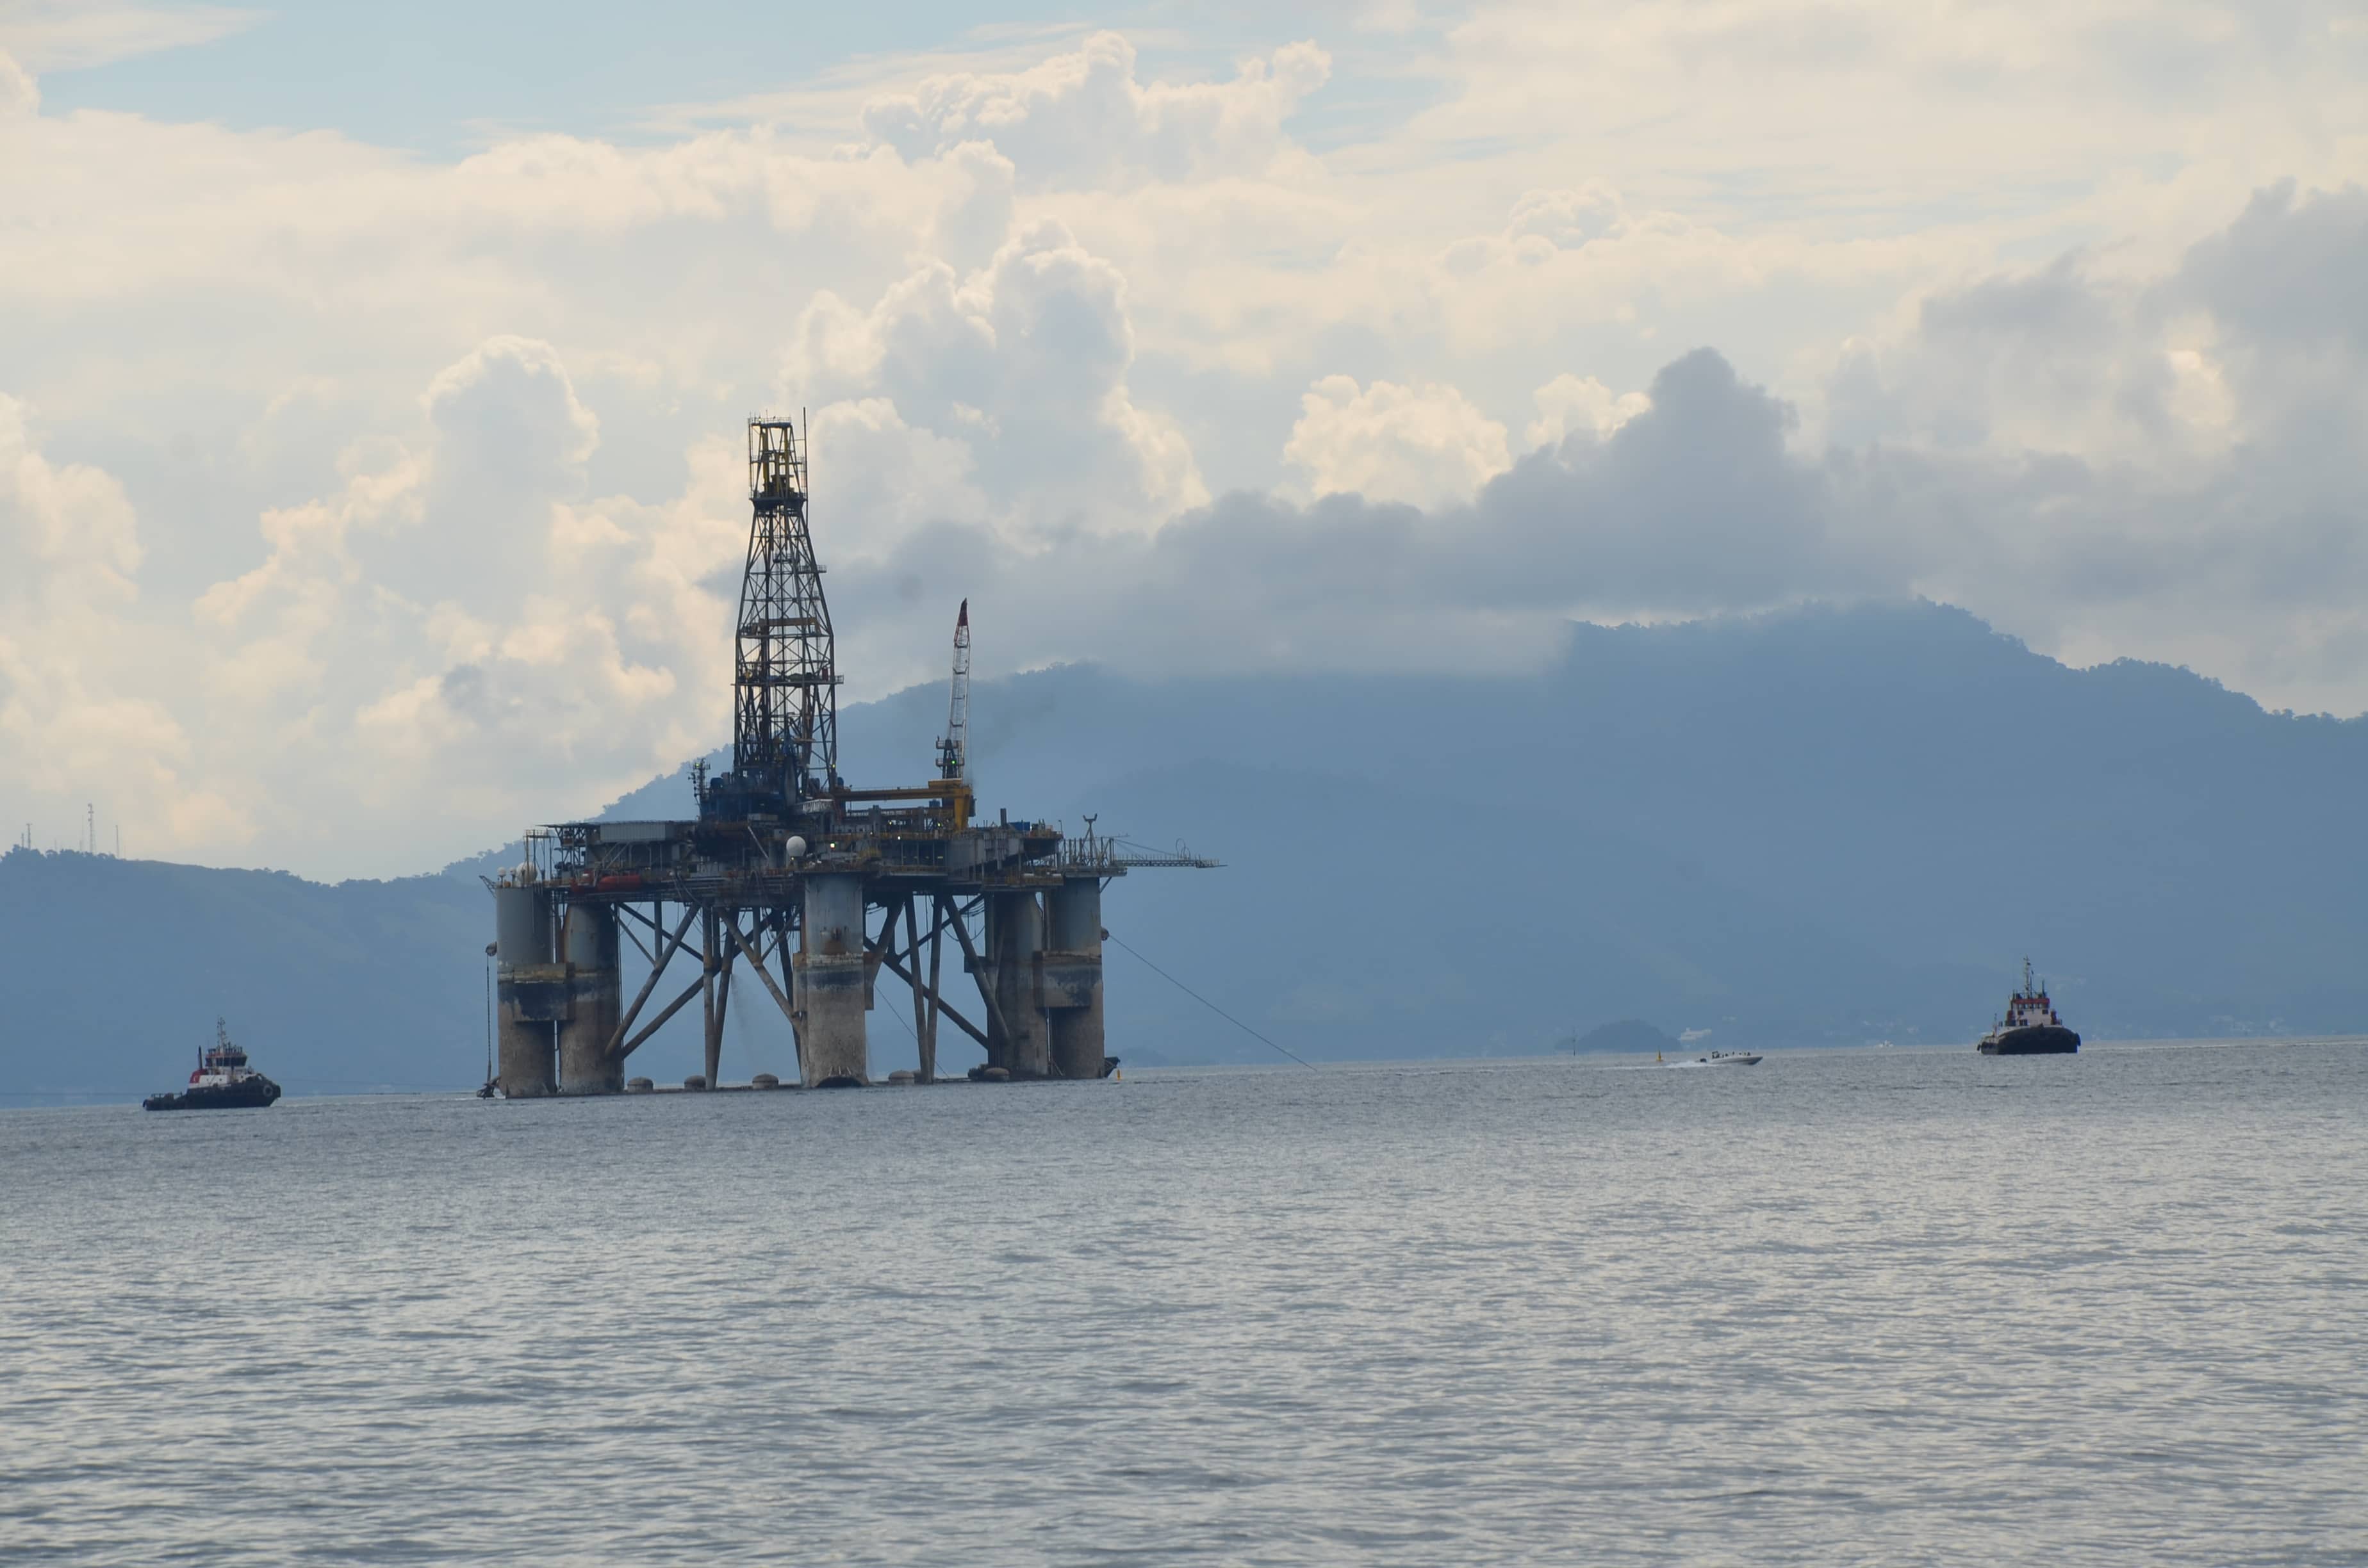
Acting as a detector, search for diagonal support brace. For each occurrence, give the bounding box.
[607,902,700,1060]
[726,917,807,1084]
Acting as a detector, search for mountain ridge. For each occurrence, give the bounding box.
[7,600,2360,1102]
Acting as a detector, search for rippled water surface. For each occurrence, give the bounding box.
[5,1043,2365,1565]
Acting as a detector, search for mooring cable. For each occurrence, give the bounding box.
[1105,933,1319,1070]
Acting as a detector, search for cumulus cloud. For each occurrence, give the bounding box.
[0,398,138,600]
[0,49,36,117]
[1830,183,2368,473]
[805,397,985,560]
[2168,181,2368,456]
[2178,183,2368,355]
[1425,182,1779,358]
[829,257,2368,719]
[829,177,2368,709]
[422,337,600,506]
[1505,183,1625,249]
[3,15,2365,878]
[1795,184,2368,704]
[927,140,1018,272]
[810,347,1871,686]
[140,339,747,868]
[1825,254,2201,461]
[861,31,1330,189]
[787,219,1205,539]
[1285,376,1511,509]
[0,396,249,847]
[1526,374,1650,450]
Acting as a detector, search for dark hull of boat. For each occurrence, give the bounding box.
[1977,1026,2080,1056]
[144,1076,282,1111]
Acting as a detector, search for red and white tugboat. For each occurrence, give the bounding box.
[144,1019,283,1110]
[1976,961,2080,1055]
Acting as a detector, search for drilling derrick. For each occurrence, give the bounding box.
[708,416,837,820]
[488,412,1215,1100]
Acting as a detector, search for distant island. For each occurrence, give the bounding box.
[1559,1020,1681,1055]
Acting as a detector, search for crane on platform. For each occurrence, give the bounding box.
[936,600,971,784]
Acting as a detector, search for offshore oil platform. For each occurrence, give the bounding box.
[486,416,1210,1095]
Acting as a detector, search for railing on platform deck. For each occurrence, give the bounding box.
[1056,836,1220,871]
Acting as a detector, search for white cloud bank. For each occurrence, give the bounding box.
[0,12,2363,876]
[1286,377,1513,509]
[861,32,1330,190]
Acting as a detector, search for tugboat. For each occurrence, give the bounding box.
[1976,961,2080,1055]
[144,1020,283,1110]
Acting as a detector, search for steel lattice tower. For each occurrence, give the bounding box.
[490,409,1217,1097]
[727,416,837,813]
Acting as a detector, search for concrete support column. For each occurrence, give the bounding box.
[493,882,558,1098]
[556,903,622,1095]
[701,908,724,1091]
[496,997,557,1097]
[1044,877,1106,1080]
[986,890,1051,1077]
[793,874,871,1087]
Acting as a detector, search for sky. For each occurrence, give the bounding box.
[3,0,2365,879]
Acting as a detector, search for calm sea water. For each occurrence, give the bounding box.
[4,1043,2364,1565]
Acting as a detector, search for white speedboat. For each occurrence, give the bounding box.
[1699,1050,1761,1066]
